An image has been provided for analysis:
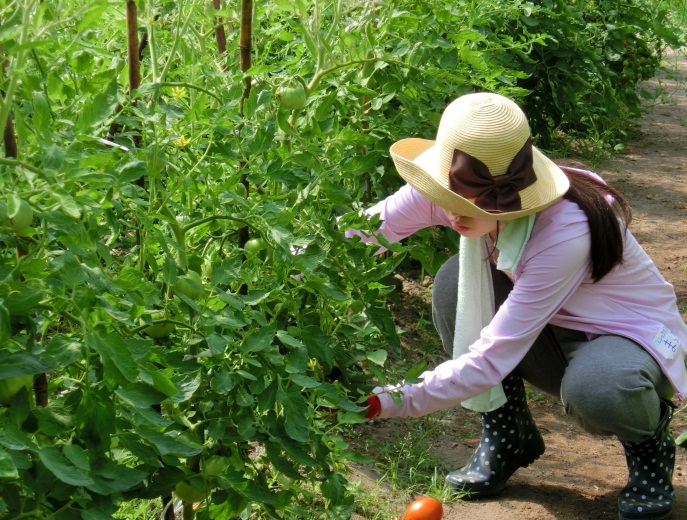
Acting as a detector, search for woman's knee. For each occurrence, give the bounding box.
[560,341,665,441]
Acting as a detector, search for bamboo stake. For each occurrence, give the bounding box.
[124,1,146,195]
[237,0,253,295]
[109,22,151,138]
[238,0,252,111]
[126,1,141,93]
[211,0,227,60]
[3,117,17,159]
[1,46,18,159]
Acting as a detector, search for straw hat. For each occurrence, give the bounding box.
[390,92,570,220]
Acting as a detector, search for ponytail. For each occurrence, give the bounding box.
[559,166,632,282]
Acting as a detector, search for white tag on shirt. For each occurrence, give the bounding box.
[653,325,680,360]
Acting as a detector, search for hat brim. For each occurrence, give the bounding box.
[390,138,570,221]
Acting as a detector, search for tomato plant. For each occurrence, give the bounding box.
[0,0,679,519]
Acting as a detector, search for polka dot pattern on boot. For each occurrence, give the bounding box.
[446,372,546,499]
[618,401,676,520]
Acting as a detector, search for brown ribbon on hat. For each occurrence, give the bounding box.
[448,138,537,213]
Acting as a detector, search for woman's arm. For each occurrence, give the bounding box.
[374,202,593,418]
[345,184,451,250]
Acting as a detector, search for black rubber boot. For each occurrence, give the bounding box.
[446,372,545,498]
[618,400,676,520]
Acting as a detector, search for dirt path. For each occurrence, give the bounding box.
[352,49,687,520]
[600,49,687,311]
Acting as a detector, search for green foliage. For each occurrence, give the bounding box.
[0,0,682,518]
[502,0,683,151]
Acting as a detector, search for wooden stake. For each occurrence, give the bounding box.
[212,0,227,59]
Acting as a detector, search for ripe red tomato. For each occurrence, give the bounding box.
[404,496,443,520]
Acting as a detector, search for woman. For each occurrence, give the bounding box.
[354,92,686,520]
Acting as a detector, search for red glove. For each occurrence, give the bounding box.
[364,395,381,419]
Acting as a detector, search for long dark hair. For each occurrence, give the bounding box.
[558,164,632,282]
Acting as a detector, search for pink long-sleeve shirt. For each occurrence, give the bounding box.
[355,181,687,418]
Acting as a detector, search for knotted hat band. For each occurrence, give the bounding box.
[448,138,537,213]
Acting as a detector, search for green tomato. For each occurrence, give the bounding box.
[9,199,33,231]
[173,271,205,300]
[0,375,34,406]
[141,311,175,338]
[277,82,307,111]
[142,322,175,339]
[235,183,248,198]
[174,481,207,503]
[244,238,269,260]
[201,257,214,279]
[202,455,232,477]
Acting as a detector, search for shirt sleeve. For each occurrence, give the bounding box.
[345,184,451,249]
[375,202,593,418]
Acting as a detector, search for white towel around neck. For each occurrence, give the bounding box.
[453,214,536,412]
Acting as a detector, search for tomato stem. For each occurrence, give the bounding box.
[159,205,189,269]
[132,319,194,335]
[0,2,33,139]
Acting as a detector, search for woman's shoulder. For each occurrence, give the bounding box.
[528,197,591,249]
[536,196,588,227]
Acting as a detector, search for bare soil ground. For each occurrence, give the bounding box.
[349,49,687,520]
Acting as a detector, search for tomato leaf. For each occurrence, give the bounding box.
[33,404,75,437]
[278,387,310,442]
[114,158,148,184]
[76,79,118,133]
[0,351,51,379]
[1,281,43,316]
[0,304,9,342]
[38,447,95,487]
[136,425,203,457]
[86,460,147,495]
[86,332,139,383]
[0,448,18,479]
[242,324,276,354]
[366,349,388,367]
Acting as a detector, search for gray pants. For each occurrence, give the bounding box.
[432,255,674,443]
